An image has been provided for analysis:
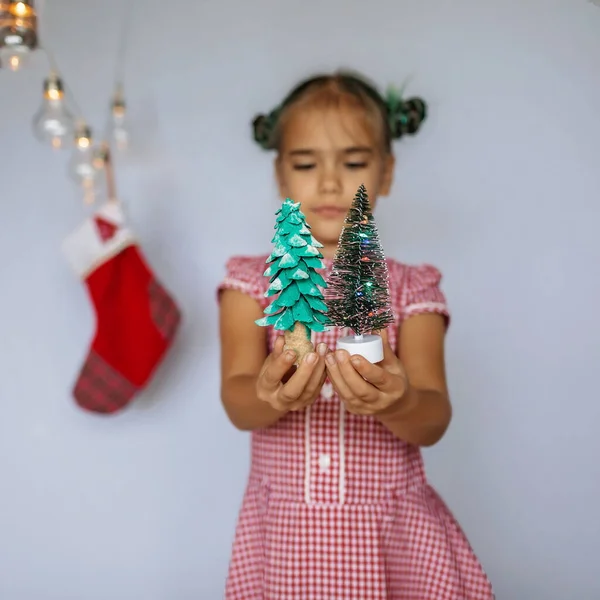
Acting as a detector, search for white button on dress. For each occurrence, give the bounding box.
[318,454,331,472]
[321,381,334,400]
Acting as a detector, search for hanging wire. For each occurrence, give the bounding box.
[113,0,135,89]
[103,0,136,142]
[36,0,86,121]
[103,0,137,203]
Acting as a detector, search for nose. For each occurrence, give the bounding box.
[319,164,342,194]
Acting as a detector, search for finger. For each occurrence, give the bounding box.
[377,328,397,366]
[303,344,328,396]
[344,402,375,416]
[279,351,320,402]
[271,336,285,359]
[378,327,390,344]
[308,362,329,402]
[325,351,354,400]
[298,358,326,400]
[348,354,390,389]
[316,342,329,358]
[335,350,379,402]
[351,354,407,398]
[263,348,298,390]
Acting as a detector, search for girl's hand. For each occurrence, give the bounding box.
[256,336,328,412]
[325,329,409,416]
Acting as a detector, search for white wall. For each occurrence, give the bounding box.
[1,0,599,598]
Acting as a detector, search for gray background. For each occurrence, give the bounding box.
[1,0,599,598]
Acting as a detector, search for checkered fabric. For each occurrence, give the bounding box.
[149,278,181,341]
[73,348,138,414]
[218,255,494,600]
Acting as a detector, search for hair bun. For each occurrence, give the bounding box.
[390,96,427,140]
[252,114,273,150]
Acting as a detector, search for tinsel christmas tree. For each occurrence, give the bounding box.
[256,198,329,362]
[325,184,393,361]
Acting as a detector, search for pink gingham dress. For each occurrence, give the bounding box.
[218,255,494,600]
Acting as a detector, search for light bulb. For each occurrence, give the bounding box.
[110,88,130,150]
[32,72,75,149]
[0,1,38,72]
[9,1,35,17]
[0,46,29,71]
[68,122,103,203]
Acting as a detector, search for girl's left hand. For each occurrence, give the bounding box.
[325,329,409,416]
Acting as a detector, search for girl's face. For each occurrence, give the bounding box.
[275,104,395,258]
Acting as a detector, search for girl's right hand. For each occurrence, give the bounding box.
[256,336,328,412]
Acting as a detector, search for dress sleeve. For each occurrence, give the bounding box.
[402,264,450,326]
[216,255,268,307]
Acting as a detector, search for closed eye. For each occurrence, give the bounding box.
[345,162,368,170]
[293,163,316,171]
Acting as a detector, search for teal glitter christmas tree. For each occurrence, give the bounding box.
[256,198,329,362]
[325,184,393,362]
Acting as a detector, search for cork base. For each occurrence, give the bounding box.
[284,322,314,365]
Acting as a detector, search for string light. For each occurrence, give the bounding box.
[3,0,137,204]
[94,142,117,201]
[110,84,129,150]
[11,1,34,16]
[106,0,135,152]
[68,121,103,204]
[0,0,38,71]
[32,71,75,149]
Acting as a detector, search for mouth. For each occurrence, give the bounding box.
[311,205,348,219]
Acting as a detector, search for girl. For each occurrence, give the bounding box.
[217,71,494,600]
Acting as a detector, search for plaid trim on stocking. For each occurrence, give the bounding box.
[148,278,181,342]
[73,350,138,414]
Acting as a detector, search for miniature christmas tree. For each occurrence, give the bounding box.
[325,184,394,363]
[256,198,329,363]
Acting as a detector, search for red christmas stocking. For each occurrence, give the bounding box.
[62,201,181,414]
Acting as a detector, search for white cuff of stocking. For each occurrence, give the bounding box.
[62,201,137,279]
[336,334,384,364]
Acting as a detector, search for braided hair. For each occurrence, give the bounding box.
[252,70,427,153]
